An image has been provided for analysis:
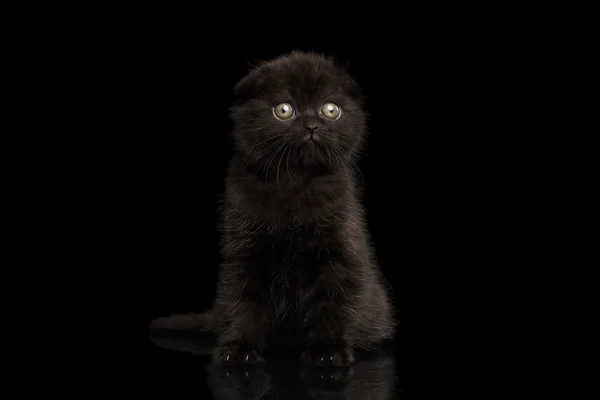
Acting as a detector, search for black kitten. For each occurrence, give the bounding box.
[150,51,395,367]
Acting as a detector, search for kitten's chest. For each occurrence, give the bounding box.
[257,227,323,289]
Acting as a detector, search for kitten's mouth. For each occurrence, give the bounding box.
[305,133,320,144]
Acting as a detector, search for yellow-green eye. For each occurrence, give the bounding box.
[273,102,295,120]
[322,102,341,119]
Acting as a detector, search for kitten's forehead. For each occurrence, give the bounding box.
[234,52,362,105]
[262,53,348,97]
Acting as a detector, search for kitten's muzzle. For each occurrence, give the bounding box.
[305,132,321,143]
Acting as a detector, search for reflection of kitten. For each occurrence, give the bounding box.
[150,51,395,367]
[207,353,400,400]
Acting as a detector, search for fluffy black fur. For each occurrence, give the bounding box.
[150,51,395,367]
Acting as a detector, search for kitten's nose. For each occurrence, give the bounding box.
[305,123,319,133]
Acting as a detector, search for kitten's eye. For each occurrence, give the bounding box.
[321,102,341,119]
[273,102,295,120]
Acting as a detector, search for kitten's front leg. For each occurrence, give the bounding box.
[215,302,266,365]
[301,261,359,368]
[214,264,267,365]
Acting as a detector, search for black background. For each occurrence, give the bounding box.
[99,21,524,398]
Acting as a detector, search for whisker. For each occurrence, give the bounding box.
[286,147,292,180]
[241,136,282,166]
[263,142,286,183]
[275,146,288,186]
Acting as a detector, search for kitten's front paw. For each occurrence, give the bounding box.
[300,345,355,368]
[215,343,265,365]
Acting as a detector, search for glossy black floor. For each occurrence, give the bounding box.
[145,330,403,399]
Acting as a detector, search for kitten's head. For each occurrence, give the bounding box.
[230,51,366,172]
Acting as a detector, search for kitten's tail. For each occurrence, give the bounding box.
[148,310,216,334]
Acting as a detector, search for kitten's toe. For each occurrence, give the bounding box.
[330,347,355,367]
[215,346,237,365]
[242,348,265,364]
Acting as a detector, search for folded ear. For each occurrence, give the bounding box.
[347,77,365,104]
[232,71,262,107]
